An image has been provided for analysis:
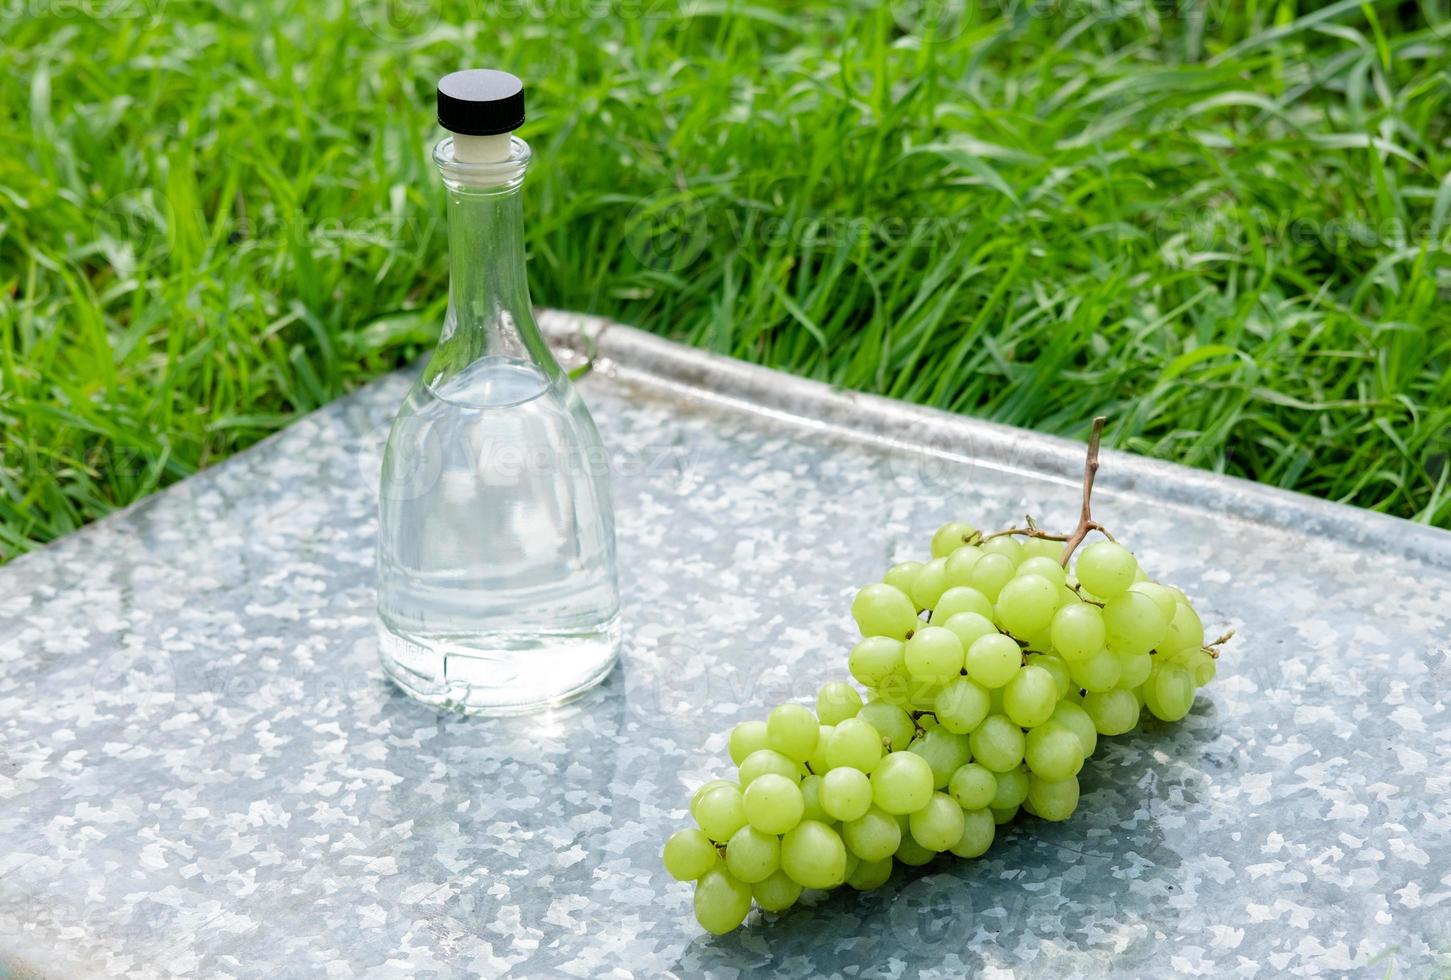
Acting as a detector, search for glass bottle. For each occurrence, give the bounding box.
[375,70,620,714]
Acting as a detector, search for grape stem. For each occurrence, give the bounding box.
[980,513,1070,543]
[1058,416,1112,568]
[909,710,935,740]
[981,418,1116,563]
[1203,629,1235,660]
[985,528,1070,542]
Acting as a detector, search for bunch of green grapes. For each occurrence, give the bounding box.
[663,427,1228,934]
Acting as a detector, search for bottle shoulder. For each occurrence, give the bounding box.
[393,356,601,437]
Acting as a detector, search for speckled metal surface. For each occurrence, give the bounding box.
[1,311,1449,979]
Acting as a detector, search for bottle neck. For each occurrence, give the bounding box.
[426,136,558,389]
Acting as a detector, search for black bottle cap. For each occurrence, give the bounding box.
[437,69,525,136]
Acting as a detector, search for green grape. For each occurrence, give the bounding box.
[965,633,1022,689]
[857,700,915,751]
[1074,541,1138,598]
[935,676,991,734]
[826,717,884,773]
[1128,580,1178,620]
[969,553,1016,601]
[1069,648,1121,693]
[1003,663,1058,727]
[1164,601,1205,651]
[846,855,894,891]
[780,820,848,889]
[848,636,906,688]
[1186,649,1217,686]
[1020,628,1054,654]
[989,685,1005,713]
[663,828,719,881]
[729,721,769,766]
[807,725,834,775]
[767,703,819,763]
[1160,645,1195,667]
[695,784,748,841]
[799,773,830,822]
[1083,687,1140,735]
[821,767,873,822]
[1102,591,1169,656]
[1050,602,1106,662]
[752,869,803,912]
[941,611,998,654]
[980,536,1024,565]
[931,521,976,558]
[943,545,984,587]
[894,833,937,867]
[1026,773,1080,821]
[1024,722,1084,781]
[693,867,752,935]
[990,805,1020,825]
[690,779,735,821]
[989,765,1030,809]
[949,807,995,858]
[869,751,935,814]
[816,682,863,726]
[842,805,901,861]
[933,586,995,623]
[994,574,1060,636]
[725,825,780,883]
[1145,663,1195,721]
[1025,537,1067,562]
[1017,555,1067,587]
[872,669,914,708]
[907,675,942,710]
[907,727,972,788]
[968,714,1025,772]
[739,748,799,787]
[904,626,965,680]
[909,792,967,851]
[851,583,918,640]
[883,561,925,601]
[947,763,997,810]
[911,557,951,610]
[1049,699,1099,757]
[742,772,805,835]
[906,676,942,712]
[1116,650,1153,689]
[1026,653,1072,700]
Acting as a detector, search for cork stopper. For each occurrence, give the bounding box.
[437,69,525,164]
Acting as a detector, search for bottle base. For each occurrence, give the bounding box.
[377,616,620,716]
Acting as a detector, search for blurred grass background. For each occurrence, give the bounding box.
[1,0,1449,559]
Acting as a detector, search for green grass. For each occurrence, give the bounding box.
[2,0,1449,559]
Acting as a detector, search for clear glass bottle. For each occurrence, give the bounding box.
[375,70,620,714]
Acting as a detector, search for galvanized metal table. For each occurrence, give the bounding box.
[2,312,1448,978]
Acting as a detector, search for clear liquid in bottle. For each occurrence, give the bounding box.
[375,70,620,714]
